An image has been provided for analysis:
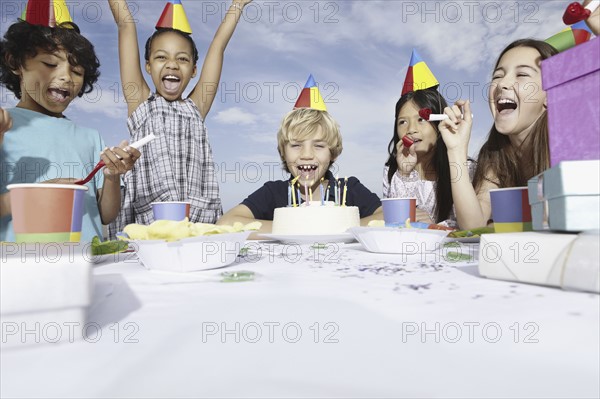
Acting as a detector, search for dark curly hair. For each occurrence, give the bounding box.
[384,89,454,223]
[144,28,199,65]
[0,20,100,99]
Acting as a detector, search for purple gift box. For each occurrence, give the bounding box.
[542,36,600,167]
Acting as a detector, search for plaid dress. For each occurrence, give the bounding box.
[108,95,222,238]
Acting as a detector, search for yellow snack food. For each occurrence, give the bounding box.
[122,219,261,242]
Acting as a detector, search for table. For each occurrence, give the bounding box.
[1,241,599,398]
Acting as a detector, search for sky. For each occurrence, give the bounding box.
[0,0,574,211]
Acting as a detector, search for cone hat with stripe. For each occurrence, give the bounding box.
[401,49,439,96]
[545,20,594,52]
[156,0,192,34]
[21,0,73,27]
[294,74,327,111]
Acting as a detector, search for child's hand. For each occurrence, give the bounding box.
[583,0,600,35]
[416,207,434,224]
[395,138,417,176]
[233,0,253,7]
[0,107,13,145]
[101,140,141,178]
[439,99,473,154]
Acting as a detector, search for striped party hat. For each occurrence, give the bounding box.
[401,49,439,96]
[294,74,327,111]
[21,0,72,27]
[156,0,192,34]
[545,20,594,52]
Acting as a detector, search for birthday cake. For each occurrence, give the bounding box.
[272,201,360,235]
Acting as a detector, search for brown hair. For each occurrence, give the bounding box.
[473,39,558,190]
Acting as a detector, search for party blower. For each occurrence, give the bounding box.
[74,134,156,185]
[563,1,599,25]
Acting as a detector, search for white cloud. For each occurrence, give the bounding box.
[69,86,126,119]
[214,107,258,125]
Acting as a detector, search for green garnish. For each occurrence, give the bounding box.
[220,271,255,283]
[448,227,494,238]
[91,236,129,256]
[445,251,473,262]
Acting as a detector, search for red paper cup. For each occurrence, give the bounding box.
[7,184,88,243]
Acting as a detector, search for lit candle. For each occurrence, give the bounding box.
[325,184,330,203]
[319,177,324,206]
[342,177,348,207]
[291,175,300,207]
[304,174,309,205]
[288,184,292,207]
[309,180,314,202]
[334,175,339,205]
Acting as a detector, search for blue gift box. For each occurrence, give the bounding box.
[528,160,599,232]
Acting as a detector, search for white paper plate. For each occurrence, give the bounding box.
[133,231,251,272]
[89,249,137,264]
[259,233,355,244]
[349,226,449,254]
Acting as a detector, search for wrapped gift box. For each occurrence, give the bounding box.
[0,243,93,347]
[542,36,600,166]
[528,160,599,231]
[478,231,599,293]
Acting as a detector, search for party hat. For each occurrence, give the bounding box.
[294,74,327,111]
[156,0,192,34]
[21,0,72,27]
[545,20,594,52]
[401,49,439,96]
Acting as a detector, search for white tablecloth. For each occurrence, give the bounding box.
[2,242,599,398]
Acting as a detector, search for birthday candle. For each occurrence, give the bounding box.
[309,181,314,202]
[342,177,348,207]
[325,184,330,203]
[291,176,300,207]
[297,186,302,205]
[303,174,310,205]
[334,175,339,205]
[288,184,292,207]
[319,177,324,206]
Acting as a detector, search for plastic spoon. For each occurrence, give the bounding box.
[74,134,156,185]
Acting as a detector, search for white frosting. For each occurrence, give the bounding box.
[272,201,360,235]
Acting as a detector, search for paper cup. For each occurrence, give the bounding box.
[151,201,191,221]
[381,198,416,227]
[490,187,532,233]
[7,184,88,243]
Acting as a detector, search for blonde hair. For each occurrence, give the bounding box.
[277,108,343,173]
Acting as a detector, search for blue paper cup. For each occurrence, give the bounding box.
[381,198,416,227]
[151,201,191,221]
[489,187,532,233]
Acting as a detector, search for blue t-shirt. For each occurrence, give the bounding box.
[242,170,382,220]
[0,107,105,242]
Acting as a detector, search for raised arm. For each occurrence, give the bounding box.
[439,100,493,229]
[189,0,251,118]
[107,0,150,116]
